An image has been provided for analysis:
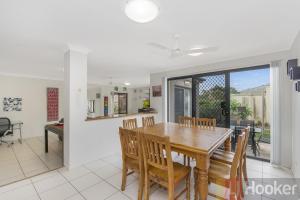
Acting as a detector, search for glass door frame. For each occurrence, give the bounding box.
[167,64,270,124]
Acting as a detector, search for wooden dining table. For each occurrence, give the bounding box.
[135,122,233,200]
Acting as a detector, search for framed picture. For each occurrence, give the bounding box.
[3,97,22,112]
[152,85,162,97]
[47,88,59,122]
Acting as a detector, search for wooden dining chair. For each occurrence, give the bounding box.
[211,127,250,187]
[141,133,191,200]
[195,118,216,129]
[177,116,195,165]
[195,133,245,200]
[119,128,144,200]
[178,116,195,127]
[142,116,155,127]
[123,118,138,129]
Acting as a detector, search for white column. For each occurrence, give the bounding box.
[64,47,89,168]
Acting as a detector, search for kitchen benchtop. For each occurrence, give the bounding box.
[86,112,157,121]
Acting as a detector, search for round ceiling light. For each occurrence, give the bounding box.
[125,0,159,23]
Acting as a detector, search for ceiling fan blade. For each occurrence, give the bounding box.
[148,42,170,51]
[185,46,219,54]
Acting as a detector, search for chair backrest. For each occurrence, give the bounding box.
[195,118,216,129]
[141,133,173,176]
[142,116,155,127]
[0,118,11,136]
[123,118,137,129]
[242,127,250,157]
[178,116,195,127]
[230,132,245,179]
[119,127,141,161]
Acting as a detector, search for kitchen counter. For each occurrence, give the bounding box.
[86,112,157,121]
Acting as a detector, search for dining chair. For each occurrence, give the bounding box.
[195,118,216,129]
[195,132,245,200]
[178,116,195,127]
[0,117,13,146]
[177,116,195,165]
[141,133,191,200]
[119,128,144,200]
[211,127,250,187]
[123,118,138,129]
[142,116,155,127]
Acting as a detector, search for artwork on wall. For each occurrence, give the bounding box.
[3,98,22,112]
[152,85,162,97]
[47,88,59,122]
[104,96,108,116]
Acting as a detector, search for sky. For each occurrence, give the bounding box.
[230,68,270,92]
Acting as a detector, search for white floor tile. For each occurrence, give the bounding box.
[59,166,90,181]
[94,164,121,179]
[0,184,39,200]
[40,182,77,200]
[31,170,60,183]
[84,160,108,171]
[106,192,131,200]
[66,194,86,200]
[81,182,118,200]
[70,173,102,191]
[0,179,31,194]
[33,173,66,193]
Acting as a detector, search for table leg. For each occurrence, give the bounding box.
[18,125,23,144]
[45,129,48,153]
[195,155,210,200]
[224,136,231,152]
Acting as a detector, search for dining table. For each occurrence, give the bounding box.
[135,122,233,200]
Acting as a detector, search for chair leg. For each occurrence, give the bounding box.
[168,184,175,200]
[121,163,127,191]
[239,169,244,199]
[186,172,191,200]
[230,179,237,200]
[242,157,249,186]
[138,172,144,200]
[193,168,199,200]
[144,173,150,200]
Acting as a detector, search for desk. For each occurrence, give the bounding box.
[135,122,232,200]
[44,123,63,153]
[11,121,23,144]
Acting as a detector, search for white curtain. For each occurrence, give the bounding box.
[270,60,281,165]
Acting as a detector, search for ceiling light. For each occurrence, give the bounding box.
[124,82,131,86]
[188,47,204,57]
[188,52,203,57]
[124,0,159,23]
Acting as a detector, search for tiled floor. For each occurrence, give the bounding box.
[0,134,63,186]
[0,153,298,200]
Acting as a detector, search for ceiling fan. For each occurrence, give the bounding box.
[148,34,218,58]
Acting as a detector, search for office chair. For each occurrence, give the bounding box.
[0,117,13,146]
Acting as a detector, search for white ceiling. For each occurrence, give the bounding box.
[0,0,299,87]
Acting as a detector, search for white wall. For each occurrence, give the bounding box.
[0,75,64,139]
[289,32,300,179]
[150,51,294,168]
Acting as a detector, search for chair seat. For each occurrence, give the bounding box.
[211,150,234,165]
[149,162,190,185]
[208,160,232,186]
